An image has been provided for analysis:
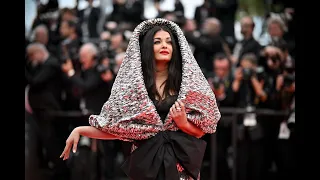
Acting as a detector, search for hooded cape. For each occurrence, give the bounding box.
[89,18,221,142]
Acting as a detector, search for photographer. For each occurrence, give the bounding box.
[255,44,295,179]
[25,43,66,179]
[113,52,125,75]
[274,40,295,72]
[207,53,235,180]
[97,55,115,87]
[58,19,82,69]
[232,53,268,180]
[232,53,267,106]
[58,19,83,110]
[97,31,117,62]
[207,53,235,106]
[272,67,295,180]
[258,45,282,77]
[100,31,127,64]
[184,17,226,74]
[31,24,59,58]
[61,43,117,180]
[61,43,111,113]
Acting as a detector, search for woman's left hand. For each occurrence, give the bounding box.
[170,100,188,128]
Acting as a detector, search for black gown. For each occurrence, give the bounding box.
[121,95,207,180]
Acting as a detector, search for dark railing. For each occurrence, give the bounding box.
[210,108,289,180]
[47,107,290,180]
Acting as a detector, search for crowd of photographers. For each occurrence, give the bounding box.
[25,0,295,180]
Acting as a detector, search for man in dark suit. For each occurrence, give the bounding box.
[185,17,226,75]
[25,43,67,179]
[61,42,112,113]
[232,16,262,67]
[25,43,63,120]
[61,43,115,180]
[32,24,59,58]
[77,0,101,40]
[104,0,144,31]
[194,0,215,29]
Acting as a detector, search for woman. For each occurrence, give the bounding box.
[60,18,221,180]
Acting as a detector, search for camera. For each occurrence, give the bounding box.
[284,66,295,74]
[212,76,223,89]
[270,54,281,63]
[99,40,110,52]
[283,74,295,87]
[263,52,281,64]
[60,39,80,63]
[96,64,110,74]
[287,111,295,132]
[242,68,253,81]
[99,40,117,60]
[255,66,265,81]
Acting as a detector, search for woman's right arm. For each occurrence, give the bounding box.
[60,126,119,160]
[76,126,119,140]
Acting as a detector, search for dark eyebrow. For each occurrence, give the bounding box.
[154,37,171,40]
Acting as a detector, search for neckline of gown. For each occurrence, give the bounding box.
[153,94,178,103]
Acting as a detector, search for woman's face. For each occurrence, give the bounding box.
[153,30,173,62]
[268,22,283,38]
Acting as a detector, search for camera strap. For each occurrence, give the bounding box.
[278,121,290,139]
[243,112,257,127]
[243,106,257,127]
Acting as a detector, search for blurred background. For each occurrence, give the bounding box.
[25,0,295,180]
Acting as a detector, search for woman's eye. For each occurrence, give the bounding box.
[154,41,160,44]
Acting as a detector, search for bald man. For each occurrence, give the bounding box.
[25,42,65,178]
[61,43,116,180]
[61,42,112,113]
[203,17,222,37]
[33,25,49,45]
[25,42,63,120]
[32,24,59,57]
[184,17,225,74]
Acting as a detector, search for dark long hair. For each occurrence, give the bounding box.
[140,26,182,102]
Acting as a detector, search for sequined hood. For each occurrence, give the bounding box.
[89,18,221,141]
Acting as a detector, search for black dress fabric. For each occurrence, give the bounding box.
[121,95,207,180]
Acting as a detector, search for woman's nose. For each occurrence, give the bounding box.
[162,42,168,48]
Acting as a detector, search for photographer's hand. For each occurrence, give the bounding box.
[215,84,226,101]
[276,75,284,91]
[230,55,238,65]
[232,67,243,92]
[251,76,267,102]
[284,81,295,93]
[61,59,75,77]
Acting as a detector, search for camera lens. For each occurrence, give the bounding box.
[242,68,252,80]
[212,77,221,89]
